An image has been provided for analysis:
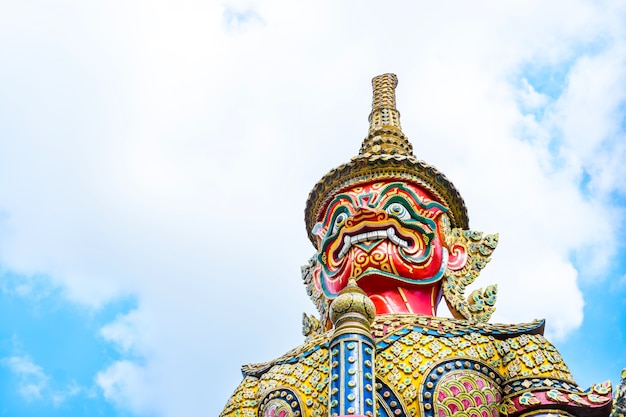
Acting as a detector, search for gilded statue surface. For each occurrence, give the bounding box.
[220,74,613,417]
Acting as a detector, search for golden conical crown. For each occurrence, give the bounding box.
[304,73,469,247]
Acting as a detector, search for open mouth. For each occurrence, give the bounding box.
[336,226,410,259]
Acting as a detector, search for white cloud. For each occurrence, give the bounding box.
[548,42,626,197]
[51,381,86,407]
[0,0,625,415]
[100,310,147,355]
[518,78,549,111]
[2,355,49,401]
[96,360,149,414]
[1,354,91,406]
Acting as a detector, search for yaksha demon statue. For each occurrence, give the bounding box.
[220,74,614,417]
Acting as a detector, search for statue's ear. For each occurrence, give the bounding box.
[301,254,332,331]
[447,243,468,271]
[441,224,499,323]
[312,222,326,249]
[439,214,469,271]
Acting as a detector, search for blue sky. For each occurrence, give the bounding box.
[0,272,136,416]
[1,1,626,416]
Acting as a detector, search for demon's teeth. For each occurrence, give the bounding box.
[338,236,352,259]
[337,228,409,259]
[387,227,408,248]
[351,234,366,244]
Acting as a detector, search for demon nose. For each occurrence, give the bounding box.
[346,207,388,227]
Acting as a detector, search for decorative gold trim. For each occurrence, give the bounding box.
[518,410,575,417]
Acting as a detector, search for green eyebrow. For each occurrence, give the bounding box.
[382,195,437,231]
[378,183,448,213]
[321,194,357,226]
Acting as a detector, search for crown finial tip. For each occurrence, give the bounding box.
[361,73,411,156]
[371,73,399,112]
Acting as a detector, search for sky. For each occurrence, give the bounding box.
[0,1,625,416]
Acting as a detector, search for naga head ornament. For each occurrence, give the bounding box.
[302,74,498,331]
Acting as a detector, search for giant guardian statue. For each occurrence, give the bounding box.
[220,74,613,417]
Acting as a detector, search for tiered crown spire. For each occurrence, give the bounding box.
[360,73,413,156]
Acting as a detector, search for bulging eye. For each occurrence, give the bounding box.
[386,202,411,220]
[332,212,347,233]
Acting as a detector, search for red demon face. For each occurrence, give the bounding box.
[310,181,464,315]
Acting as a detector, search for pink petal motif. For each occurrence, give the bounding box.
[476,378,486,390]
[474,394,483,406]
[462,398,471,409]
[278,411,286,417]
